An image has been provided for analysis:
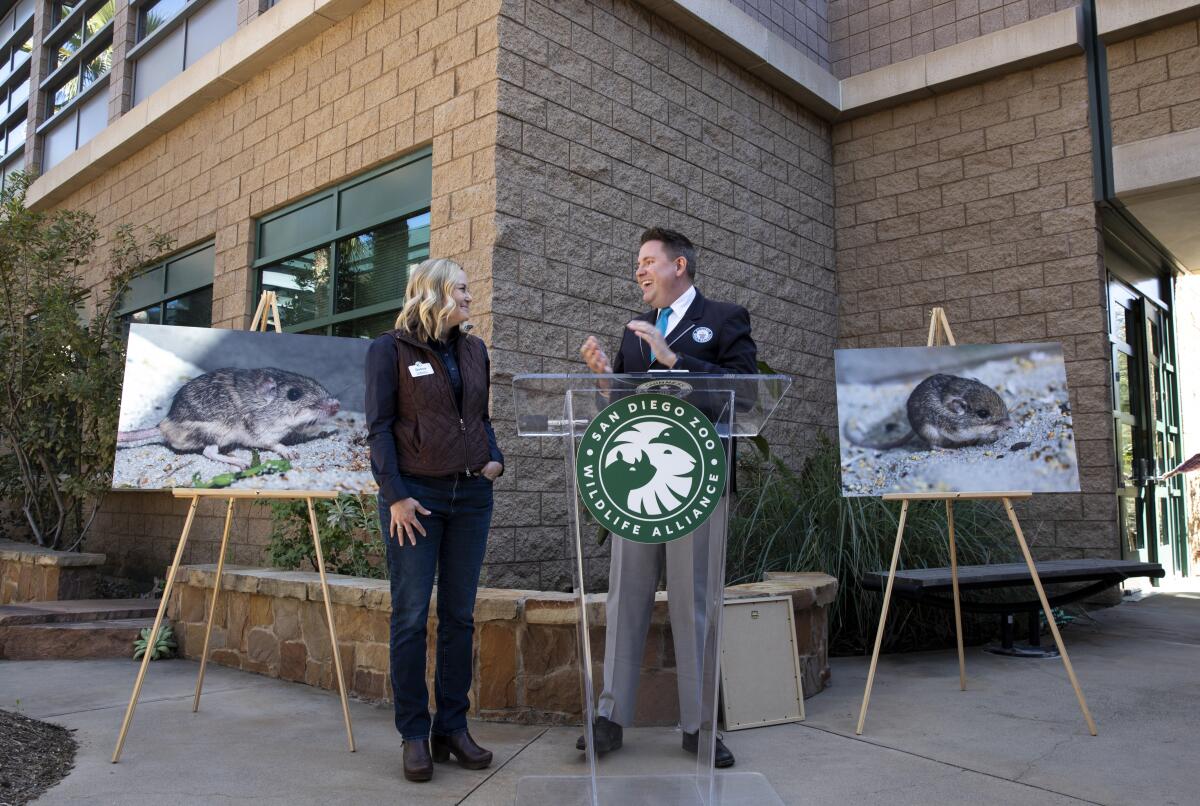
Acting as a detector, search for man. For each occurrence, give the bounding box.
[578,227,757,768]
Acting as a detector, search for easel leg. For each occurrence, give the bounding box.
[857,500,910,735]
[193,497,236,712]
[113,496,202,763]
[1002,499,1098,736]
[306,497,356,752]
[946,500,966,691]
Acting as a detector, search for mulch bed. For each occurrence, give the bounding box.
[0,710,77,806]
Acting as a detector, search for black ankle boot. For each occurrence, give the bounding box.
[403,739,433,782]
[431,731,493,769]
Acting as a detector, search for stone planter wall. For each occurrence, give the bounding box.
[167,565,837,726]
[0,540,105,603]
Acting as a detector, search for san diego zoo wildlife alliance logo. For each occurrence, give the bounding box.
[576,393,727,544]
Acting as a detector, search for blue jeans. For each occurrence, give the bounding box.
[380,474,492,741]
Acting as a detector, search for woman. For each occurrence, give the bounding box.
[365,258,503,783]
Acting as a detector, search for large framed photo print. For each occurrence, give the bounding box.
[114,324,374,493]
[835,342,1081,497]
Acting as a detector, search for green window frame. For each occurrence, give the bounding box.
[253,148,432,338]
[119,240,215,329]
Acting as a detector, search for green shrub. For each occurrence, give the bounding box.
[265,495,385,579]
[727,435,1020,655]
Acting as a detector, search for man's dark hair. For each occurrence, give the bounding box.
[640,227,696,279]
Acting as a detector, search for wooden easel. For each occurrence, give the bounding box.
[112,291,357,762]
[855,307,1097,737]
[250,289,284,333]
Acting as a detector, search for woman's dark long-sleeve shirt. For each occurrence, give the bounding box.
[365,331,503,505]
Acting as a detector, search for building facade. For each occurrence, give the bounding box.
[7,0,1197,587]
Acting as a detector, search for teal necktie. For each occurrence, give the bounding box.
[650,308,670,364]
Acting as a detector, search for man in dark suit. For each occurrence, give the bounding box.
[578,227,757,768]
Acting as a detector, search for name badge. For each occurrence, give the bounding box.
[408,362,434,378]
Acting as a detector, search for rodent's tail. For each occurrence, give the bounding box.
[117,427,163,446]
[844,411,917,450]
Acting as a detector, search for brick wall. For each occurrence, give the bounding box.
[728,0,831,68]
[486,0,838,589]
[833,55,1119,558]
[1106,18,1200,146]
[58,0,505,578]
[828,0,1080,79]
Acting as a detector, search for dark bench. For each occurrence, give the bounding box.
[863,559,1165,657]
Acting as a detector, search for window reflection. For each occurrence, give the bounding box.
[139,0,188,39]
[1120,498,1139,552]
[83,45,111,84]
[163,288,213,327]
[85,0,114,37]
[1115,352,1131,413]
[52,76,80,113]
[260,247,331,328]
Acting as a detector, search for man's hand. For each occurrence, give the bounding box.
[580,336,612,374]
[389,498,431,546]
[481,461,503,481]
[626,320,677,368]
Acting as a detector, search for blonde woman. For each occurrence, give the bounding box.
[365,258,503,782]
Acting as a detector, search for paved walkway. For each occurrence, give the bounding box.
[2,590,1196,805]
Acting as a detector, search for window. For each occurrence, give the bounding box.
[130,0,235,106]
[47,0,113,73]
[0,0,33,165]
[3,109,24,153]
[138,0,187,39]
[0,149,21,192]
[119,242,215,331]
[0,0,34,40]
[254,151,433,338]
[38,0,113,170]
[0,32,31,84]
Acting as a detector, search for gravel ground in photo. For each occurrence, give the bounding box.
[0,709,77,805]
[838,351,1080,496]
[112,411,376,493]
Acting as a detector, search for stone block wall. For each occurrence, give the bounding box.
[828,0,1080,78]
[167,564,836,725]
[729,0,831,68]
[63,0,505,578]
[833,56,1119,558]
[0,540,105,603]
[1106,18,1200,146]
[487,0,838,589]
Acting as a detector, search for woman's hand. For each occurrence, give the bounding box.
[389,498,431,546]
[481,461,503,481]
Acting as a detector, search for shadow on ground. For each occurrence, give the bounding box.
[1,591,1196,805]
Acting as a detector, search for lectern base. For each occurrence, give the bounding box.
[515,772,784,806]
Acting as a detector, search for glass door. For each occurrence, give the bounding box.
[1108,278,1189,578]
[1143,299,1188,578]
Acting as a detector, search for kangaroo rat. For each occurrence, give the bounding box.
[906,374,1012,448]
[846,373,1012,450]
[118,368,341,468]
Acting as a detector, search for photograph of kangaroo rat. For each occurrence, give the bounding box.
[847,374,1013,450]
[835,343,1080,497]
[113,324,374,492]
[117,367,341,468]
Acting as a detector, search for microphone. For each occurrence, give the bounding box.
[462,322,475,333]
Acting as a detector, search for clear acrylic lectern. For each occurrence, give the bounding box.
[512,373,792,806]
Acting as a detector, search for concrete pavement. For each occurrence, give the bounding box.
[1,590,1196,805]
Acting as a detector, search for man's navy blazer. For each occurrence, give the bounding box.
[609,289,758,494]
[611,289,758,376]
